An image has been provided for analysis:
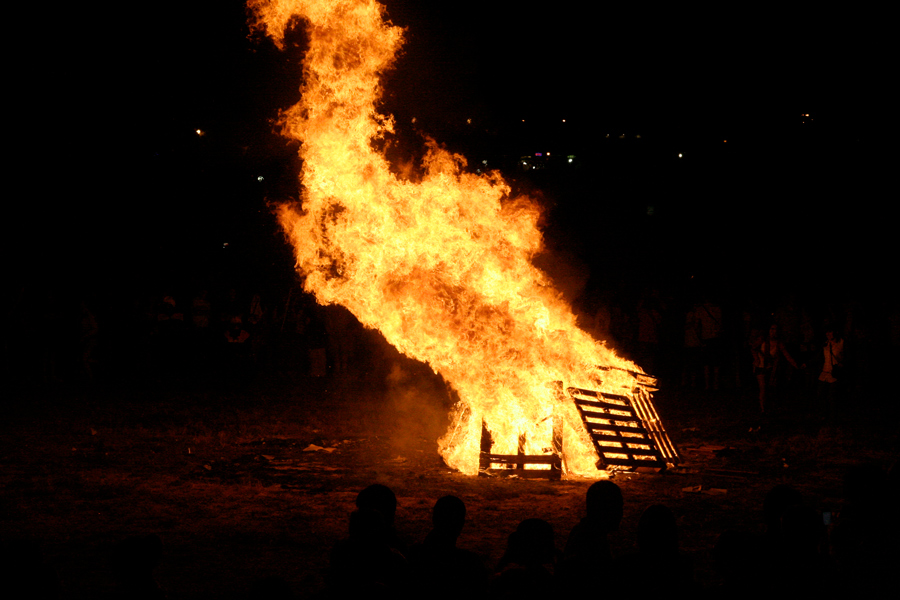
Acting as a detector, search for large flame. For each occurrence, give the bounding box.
[251,0,645,476]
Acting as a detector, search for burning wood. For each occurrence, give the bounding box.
[250,0,678,477]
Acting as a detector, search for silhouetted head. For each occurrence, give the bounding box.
[585,480,623,533]
[638,505,678,557]
[248,575,294,599]
[110,534,163,584]
[356,484,397,526]
[348,508,389,544]
[764,484,803,535]
[843,463,884,506]
[713,530,758,583]
[781,505,825,556]
[507,518,555,567]
[432,495,466,538]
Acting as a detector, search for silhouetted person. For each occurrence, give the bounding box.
[408,495,488,599]
[109,534,167,599]
[491,518,558,599]
[614,504,696,594]
[752,323,800,413]
[246,575,294,599]
[682,305,702,388]
[774,505,840,595]
[356,483,406,555]
[326,508,409,598]
[697,296,723,392]
[560,480,622,591]
[712,529,767,595]
[817,326,844,422]
[0,538,60,599]
[763,484,804,546]
[832,463,893,595]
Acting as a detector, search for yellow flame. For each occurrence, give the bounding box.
[251,0,645,476]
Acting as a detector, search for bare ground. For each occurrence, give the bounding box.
[2,367,898,598]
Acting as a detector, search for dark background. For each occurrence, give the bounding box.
[21,1,888,291]
[12,1,892,377]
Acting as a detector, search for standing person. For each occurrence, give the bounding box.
[681,305,702,389]
[817,326,844,422]
[752,324,800,413]
[696,297,723,392]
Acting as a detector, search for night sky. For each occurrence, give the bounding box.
[23,0,889,301]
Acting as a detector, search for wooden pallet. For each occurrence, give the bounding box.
[478,419,562,480]
[568,385,679,471]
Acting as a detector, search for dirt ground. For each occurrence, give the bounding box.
[2,363,898,599]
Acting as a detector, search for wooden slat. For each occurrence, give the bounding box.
[573,398,637,416]
[569,388,633,405]
[590,433,651,444]
[481,454,560,465]
[601,456,664,467]
[600,450,664,462]
[583,422,647,435]
[482,468,561,479]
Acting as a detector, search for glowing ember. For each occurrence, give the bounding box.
[250,0,667,476]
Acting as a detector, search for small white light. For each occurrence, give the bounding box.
[678,153,683,158]
[257,175,264,181]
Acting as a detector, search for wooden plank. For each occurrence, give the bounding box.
[572,392,631,409]
[481,454,560,465]
[601,450,664,462]
[572,398,637,415]
[584,422,647,435]
[591,433,651,445]
[482,468,561,479]
[601,456,665,467]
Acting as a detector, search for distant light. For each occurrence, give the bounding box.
[678,153,683,158]
[562,119,566,123]
[636,134,641,139]
[568,158,573,164]
[723,140,727,143]
[466,118,472,124]
[535,153,542,157]
[195,129,205,136]
[482,159,488,165]
[223,242,229,248]
[257,175,264,181]
[411,117,416,123]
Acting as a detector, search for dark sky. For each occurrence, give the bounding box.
[21,1,888,298]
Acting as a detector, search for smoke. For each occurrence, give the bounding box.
[379,356,452,460]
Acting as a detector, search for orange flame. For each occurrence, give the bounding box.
[251,0,646,476]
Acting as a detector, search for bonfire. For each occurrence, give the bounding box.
[249,0,678,477]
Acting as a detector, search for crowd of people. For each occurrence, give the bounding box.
[315,475,900,598]
[6,281,900,415]
[11,471,898,598]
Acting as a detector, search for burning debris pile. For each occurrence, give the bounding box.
[250,0,677,477]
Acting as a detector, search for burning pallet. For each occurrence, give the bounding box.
[478,371,679,479]
[479,417,564,480]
